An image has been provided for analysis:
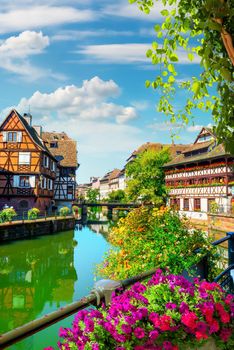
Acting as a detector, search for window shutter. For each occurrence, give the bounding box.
[2,132,7,142]
[29,176,35,188]
[17,132,22,142]
[13,175,19,187]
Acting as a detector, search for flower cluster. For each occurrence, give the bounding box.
[45,270,234,350]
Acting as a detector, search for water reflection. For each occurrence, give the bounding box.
[0,232,77,333]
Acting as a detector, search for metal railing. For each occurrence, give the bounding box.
[0,234,233,349]
[0,210,73,224]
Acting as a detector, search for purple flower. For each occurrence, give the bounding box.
[179,302,189,314]
[121,324,132,334]
[163,341,174,350]
[165,302,177,310]
[149,330,159,340]
[134,327,145,339]
[91,343,99,350]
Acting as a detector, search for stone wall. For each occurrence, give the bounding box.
[0,216,75,242]
[208,213,234,236]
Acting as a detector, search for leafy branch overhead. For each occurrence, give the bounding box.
[129,0,234,153]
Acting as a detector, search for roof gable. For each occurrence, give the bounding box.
[193,127,215,145]
[0,109,56,158]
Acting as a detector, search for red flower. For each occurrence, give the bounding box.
[160,315,172,331]
[181,312,198,330]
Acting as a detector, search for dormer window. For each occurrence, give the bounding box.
[50,141,58,148]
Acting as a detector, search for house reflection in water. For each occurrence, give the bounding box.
[0,231,77,334]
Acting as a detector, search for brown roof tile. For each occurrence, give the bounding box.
[42,132,78,168]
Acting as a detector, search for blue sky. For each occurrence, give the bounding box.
[0,0,213,183]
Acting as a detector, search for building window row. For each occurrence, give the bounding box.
[2,131,22,143]
[167,177,227,187]
[43,155,56,172]
[41,177,53,190]
[170,197,217,212]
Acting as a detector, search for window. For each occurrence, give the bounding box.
[19,176,30,188]
[8,132,17,142]
[44,155,49,168]
[184,198,189,211]
[41,177,47,189]
[194,198,201,211]
[2,131,22,142]
[19,152,30,165]
[50,141,58,148]
[49,179,53,190]
[67,185,73,194]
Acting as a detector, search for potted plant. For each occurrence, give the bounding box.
[45,269,234,350]
[59,206,70,217]
[0,208,17,223]
[27,208,40,220]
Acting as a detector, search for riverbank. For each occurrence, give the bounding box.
[0,215,75,242]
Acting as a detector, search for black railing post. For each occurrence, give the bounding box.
[227,232,234,266]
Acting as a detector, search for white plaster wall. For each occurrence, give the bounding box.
[201,198,207,212]
[179,210,207,220]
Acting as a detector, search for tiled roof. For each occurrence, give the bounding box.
[42,131,78,168]
[182,140,213,154]
[164,143,230,167]
[109,169,121,180]
[127,142,190,161]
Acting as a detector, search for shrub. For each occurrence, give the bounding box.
[45,270,234,350]
[28,208,40,220]
[0,208,17,223]
[59,206,70,217]
[209,201,219,214]
[97,207,219,280]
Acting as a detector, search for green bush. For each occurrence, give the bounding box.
[59,206,70,217]
[28,208,40,220]
[0,208,17,223]
[97,206,219,280]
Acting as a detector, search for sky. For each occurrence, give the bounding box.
[0,0,214,183]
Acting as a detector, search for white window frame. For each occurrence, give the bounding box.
[19,152,30,165]
[19,175,30,188]
[44,155,49,168]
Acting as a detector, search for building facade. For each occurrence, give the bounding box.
[0,110,57,212]
[164,128,234,220]
[42,132,78,209]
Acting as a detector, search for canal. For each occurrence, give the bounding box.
[0,222,112,349]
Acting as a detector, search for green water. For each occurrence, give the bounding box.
[0,223,111,349]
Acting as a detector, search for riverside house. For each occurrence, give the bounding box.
[42,132,78,209]
[0,109,57,212]
[164,127,234,220]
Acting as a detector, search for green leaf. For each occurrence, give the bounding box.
[191,81,200,94]
[145,80,151,88]
[162,71,168,77]
[220,68,232,82]
[167,64,175,73]
[152,41,158,50]
[187,53,194,61]
[170,54,179,62]
[168,76,175,83]
[161,9,169,16]
[154,24,161,32]
[207,20,222,31]
[146,49,152,58]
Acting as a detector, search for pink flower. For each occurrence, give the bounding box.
[133,327,145,339]
[220,328,232,342]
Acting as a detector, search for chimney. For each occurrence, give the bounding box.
[23,113,32,126]
[33,125,42,137]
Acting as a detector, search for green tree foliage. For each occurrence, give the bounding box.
[126,148,170,204]
[129,0,234,152]
[86,188,100,203]
[107,189,127,203]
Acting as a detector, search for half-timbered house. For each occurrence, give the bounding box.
[164,127,234,219]
[0,109,57,212]
[42,132,78,209]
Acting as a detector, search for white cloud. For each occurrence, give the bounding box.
[187,123,213,132]
[51,29,133,42]
[102,1,172,21]
[0,31,57,80]
[0,6,95,34]
[0,31,49,58]
[3,76,138,124]
[77,43,200,65]
[148,121,184,132]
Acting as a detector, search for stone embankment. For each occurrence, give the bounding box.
[0,216,75,242]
